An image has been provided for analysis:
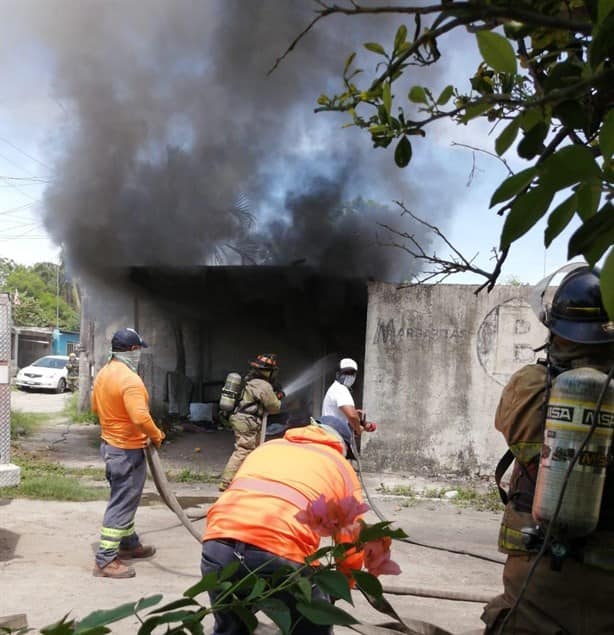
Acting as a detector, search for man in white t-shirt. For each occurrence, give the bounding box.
[321,358,362,435]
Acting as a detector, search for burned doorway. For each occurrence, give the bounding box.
[129,266,368,427]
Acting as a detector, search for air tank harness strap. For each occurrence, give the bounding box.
[495,449,514,505]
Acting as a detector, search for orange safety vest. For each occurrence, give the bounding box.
[204,426,364,569]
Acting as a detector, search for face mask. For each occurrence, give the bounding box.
[339,374,356,388]
[113,349,142,372]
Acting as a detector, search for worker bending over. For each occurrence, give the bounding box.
[202,415,365,634]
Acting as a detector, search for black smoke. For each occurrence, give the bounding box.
[11,0,452,282]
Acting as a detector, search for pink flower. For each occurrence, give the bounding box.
[335,496,370,530]
[363,537,401,577]
[295,494,338,537]
[295,495,369,538]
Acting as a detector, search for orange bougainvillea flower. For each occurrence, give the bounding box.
[296,495,369,537]
[363,536,401,577]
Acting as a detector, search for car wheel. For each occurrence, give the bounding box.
[56,378,66,394]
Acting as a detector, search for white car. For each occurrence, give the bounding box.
[15,355,69,393]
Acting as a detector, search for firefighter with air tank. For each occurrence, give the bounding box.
[482,266,614,634]
[218,353,283,491]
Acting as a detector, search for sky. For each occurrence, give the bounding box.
[0,1,580,287]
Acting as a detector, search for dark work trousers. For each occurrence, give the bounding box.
[201,539,332,635]
[95,442,146,567]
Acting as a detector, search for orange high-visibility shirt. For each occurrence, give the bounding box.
[204,426,364,571]
[92,359,165,449]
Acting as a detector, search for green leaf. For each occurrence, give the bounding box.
[545,194,577,247]
[553,101,586,131]
[540,145,601,191]
[601,249,614,319]
[460,101,491,124]
[436,85,454,106]
[230,606,258,633]
[294,577,313,602]
[364,42,386,56]
[517,122,548,159]
[490,167,538,206]
[495,117,520,156]
[244,577,268,602]
[313,569,353,604]
[258,598,292,635]
[353,570,383,597]
[296,599,357,626]
[306,546,337,564]
[567,202,614,264]
[599,0,614,23]
[600,110,614,162]
[148,598,199,615]
[344,52,356,74]
[382,81,392,115]
[500,185,555,249]
[184,572,219,598]
[358,520,407,542]
[408,85,427,104]
[476,31,517,74]
[134,596,164,614]
[576,180,602,220]
[590,12,614,68]
[75,596,162,632]
[394,136,412,168]
[394,25,408,53]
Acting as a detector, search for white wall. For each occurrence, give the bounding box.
[361,283,549,475]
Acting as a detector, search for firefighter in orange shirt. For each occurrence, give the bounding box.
[202,416,365,635]
[92,328,165,579]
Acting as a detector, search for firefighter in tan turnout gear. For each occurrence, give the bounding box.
[482,266,614,634]
[219,353,283,491]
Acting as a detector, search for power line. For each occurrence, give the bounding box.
[0,136,51,171]
[0,175,50,183]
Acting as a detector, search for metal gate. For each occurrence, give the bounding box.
[0,293,20,486]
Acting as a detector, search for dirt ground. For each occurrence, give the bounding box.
[1,391,505,634]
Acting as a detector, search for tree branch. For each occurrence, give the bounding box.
[377,201,509,292]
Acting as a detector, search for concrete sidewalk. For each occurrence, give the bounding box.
[2,416,503,633]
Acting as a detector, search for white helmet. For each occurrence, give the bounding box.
[339,358,358,372]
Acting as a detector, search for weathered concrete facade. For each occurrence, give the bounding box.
[361,282,548,475]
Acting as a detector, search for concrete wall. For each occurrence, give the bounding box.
[361,282,549,476]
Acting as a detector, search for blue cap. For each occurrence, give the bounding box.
[111,328,148,351]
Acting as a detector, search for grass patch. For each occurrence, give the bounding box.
[0,456,108,501]
[63,393,99,424]
[451,485,503,512]
[377,484,416,497]
[10,410,53,439]
[168,468,219,484]
[377,483,503,512]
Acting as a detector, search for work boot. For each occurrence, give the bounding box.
[93,558,136,578]
[118,544,156,559]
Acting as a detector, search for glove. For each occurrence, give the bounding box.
[276,390,285,400]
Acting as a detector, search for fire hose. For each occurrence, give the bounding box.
[146,435,499,606]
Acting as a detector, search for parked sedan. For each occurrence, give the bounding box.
[15,355,69,393]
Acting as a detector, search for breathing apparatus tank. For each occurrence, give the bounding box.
[219,372,242,413]
[532,367,614,539]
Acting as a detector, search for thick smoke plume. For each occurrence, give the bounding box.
[13,0,450,282]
